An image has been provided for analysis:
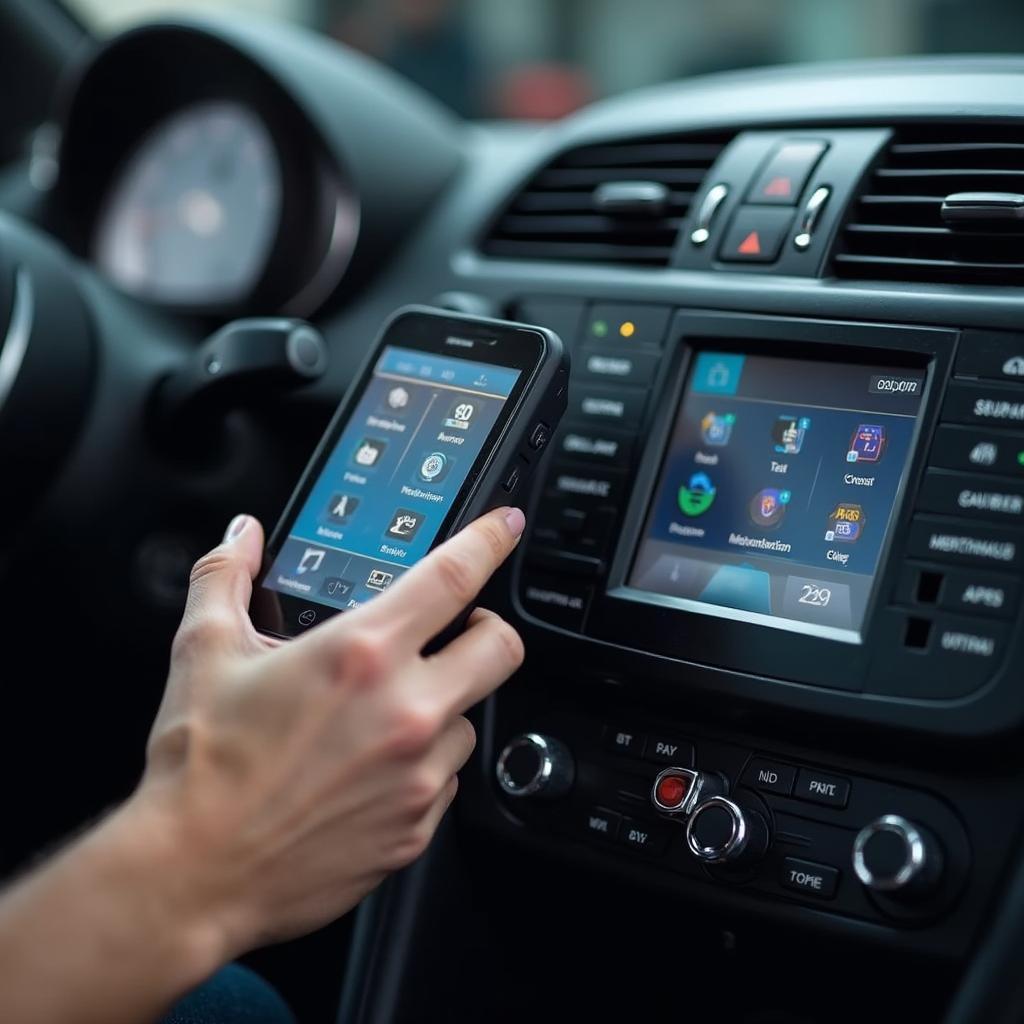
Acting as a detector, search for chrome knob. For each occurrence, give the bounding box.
[685,796,770,866]
[496,733,574,799]
[852,815,943,897]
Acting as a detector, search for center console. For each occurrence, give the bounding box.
[464,301,1024,961]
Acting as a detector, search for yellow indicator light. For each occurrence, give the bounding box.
[619,320,636,338]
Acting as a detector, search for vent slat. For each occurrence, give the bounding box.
[512,189,695,213]
[484,239,675,264]
[859,194,945,204]
[491,214,683,237]
[536,166,710,190]
[837,253,1024,270]
[846,223,1019,238]
[833,124,1024,286]
[482,130,731,266]
[890,142,1024,155]
[876,168,1024,180]
[558,142,725,167]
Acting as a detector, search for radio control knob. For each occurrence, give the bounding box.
[496,733,574,799]
[852,815,943,898]
[685,796,770,866]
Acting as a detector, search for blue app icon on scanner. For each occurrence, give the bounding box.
[418,451,452,484]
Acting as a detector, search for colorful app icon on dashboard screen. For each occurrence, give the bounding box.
[825,502,866,543]
[772,414,810,455]
[847,424,886,463]
[701,411,735,447]
[677,472,717,516]
[750,487,790,528]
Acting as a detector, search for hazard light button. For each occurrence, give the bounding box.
[747,140,827,205]
[717,206,794,263]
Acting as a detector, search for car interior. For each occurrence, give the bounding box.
[2,1,1024,1021]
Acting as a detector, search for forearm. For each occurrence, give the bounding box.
[0,797,227,1024]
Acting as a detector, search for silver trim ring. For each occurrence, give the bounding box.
[0,268,34,417]
[686,796,748,864]
[496,732,552,797]
[852,814,926,891]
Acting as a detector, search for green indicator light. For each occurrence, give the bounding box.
[1017,450,1024,466]
[591,319,608,338]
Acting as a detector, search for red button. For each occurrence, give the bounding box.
[655,774,690,808]
[747,140,827,206]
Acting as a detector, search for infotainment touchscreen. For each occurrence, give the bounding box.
[627,350,925,642]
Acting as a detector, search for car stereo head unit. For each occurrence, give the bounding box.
[510,308,1024,732]
[625,348,925,643]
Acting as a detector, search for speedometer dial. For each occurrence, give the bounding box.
[94,100,282,308]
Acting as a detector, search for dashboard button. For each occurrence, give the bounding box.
[942,380,1024,429]
[742,757,797,795]
[781,857,839,899]
[868,608,1008,698]
[583,303,671,349]
[930,424,1024,478]
[571,384,647,428]
[605,726,645,757]
[932,616,1007,662]
[580,806,621,843]
[747,140,827,206]
[534,502,616,559]
[618,817,670,856]
[794,769,850,809]
[515,297,585,351]
[519,571,592,631]
[525,546,606,579]
[895,562,1020,620]
[578,348,661,386]
[558,424,636,467]
[549,464,628,506]
[917,469,1024,523]
[956,330,1024,383]
[907,515,1024,570]
[718,206,793,262]
[645,735,696,767]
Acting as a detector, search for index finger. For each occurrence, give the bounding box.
[353,505,525,650]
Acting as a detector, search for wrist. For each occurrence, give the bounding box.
[93,793,233,992]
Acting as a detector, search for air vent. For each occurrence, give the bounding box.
[834,124,1024,285]
[482,132,732,266]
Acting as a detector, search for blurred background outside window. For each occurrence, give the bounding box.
[64,0,1024,120]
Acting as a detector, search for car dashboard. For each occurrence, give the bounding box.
[5,19,1024,1023]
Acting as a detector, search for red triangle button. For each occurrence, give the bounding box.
[763,175,792,197]
[737,230,761,255]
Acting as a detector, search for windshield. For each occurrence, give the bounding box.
[65,0,1024,120]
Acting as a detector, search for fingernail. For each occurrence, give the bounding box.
[503,507,526,538]
[224,514,250,542]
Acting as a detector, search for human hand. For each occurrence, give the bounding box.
[130,506,526,962]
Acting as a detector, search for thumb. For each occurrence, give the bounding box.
[176,514,266,652]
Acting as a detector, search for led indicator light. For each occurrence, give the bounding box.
[619,320,636,338]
